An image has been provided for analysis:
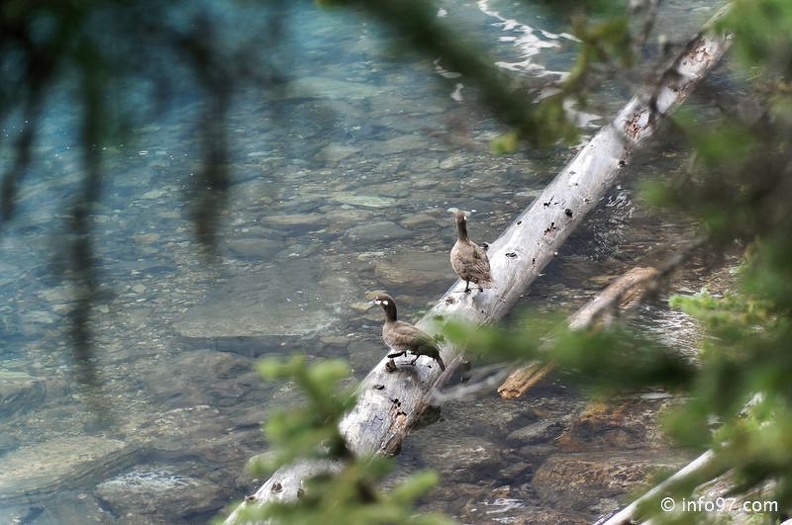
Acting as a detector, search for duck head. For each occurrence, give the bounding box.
[371,292,398,322]
[454,210,469,239]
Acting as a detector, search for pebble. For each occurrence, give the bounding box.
[439,154,466,170]
[141,189,166,200]
[344,221,412,242]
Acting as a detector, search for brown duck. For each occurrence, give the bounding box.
[450,210,493,292]
[373,293,445,371]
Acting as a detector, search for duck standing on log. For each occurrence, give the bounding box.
[450,210,493,293]
[372,293,445,372]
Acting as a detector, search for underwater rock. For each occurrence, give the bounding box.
[0,372,46,418]
[344,221,412,243]
[439,154,466,170]
[139,352,266,412]
[370,134,429,156]
[261,212,327,230]
[373,251,449,289]
[399,212,437,230]
[0,491,110,525]
[330,192,397,209]
[507,417,570,445]
[120,405,223,452]
[225,238,284,259]
[95,465,228,521]
[532,451,690,513]
[321,144,361,163]
[0,436,139,505]
[174,260,355,339]
[418,436,502,483]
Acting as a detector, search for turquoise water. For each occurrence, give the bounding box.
[0,1,720,523]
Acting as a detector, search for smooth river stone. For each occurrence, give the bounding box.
[0,436,139,505]
[344,221,412,243]
[321,144,361,163]
[373,251,450,288]
[0,372,46,418]
[330,192,397,209]
[369,134,428,156]
[173,259,355,339]
[282,77,381,100]
[96,465,228,519]
[532,451,690,512]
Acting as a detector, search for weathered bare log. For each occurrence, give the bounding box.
[224,11,731,524]
[497,361,553,400]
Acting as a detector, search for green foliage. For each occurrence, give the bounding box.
[442,310,557,361]
[231,356,454,525]
[445,0,792,508]
[445,310,696,397]
[571,0,792,511]
[490,131,520,155]
[634,4,792,501]
[255,356,356,469]
[720,0,792,76]
[665,289,792,505]
[260,465,452,525]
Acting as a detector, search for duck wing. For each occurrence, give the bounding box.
[385,321,445,370]
[386,321,433,345]
[452,240,491,279]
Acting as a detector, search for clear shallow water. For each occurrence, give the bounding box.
[0,1,720,523]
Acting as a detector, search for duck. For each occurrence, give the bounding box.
[450,210,493,292]
[372,293,445,371]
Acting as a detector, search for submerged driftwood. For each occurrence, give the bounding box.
[224,12,732,524]
[498,266,662,399]
[498,234,708,399]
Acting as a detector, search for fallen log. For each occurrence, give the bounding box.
[224,9,732,523]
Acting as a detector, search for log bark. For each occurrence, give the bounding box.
[224,10,732,524]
